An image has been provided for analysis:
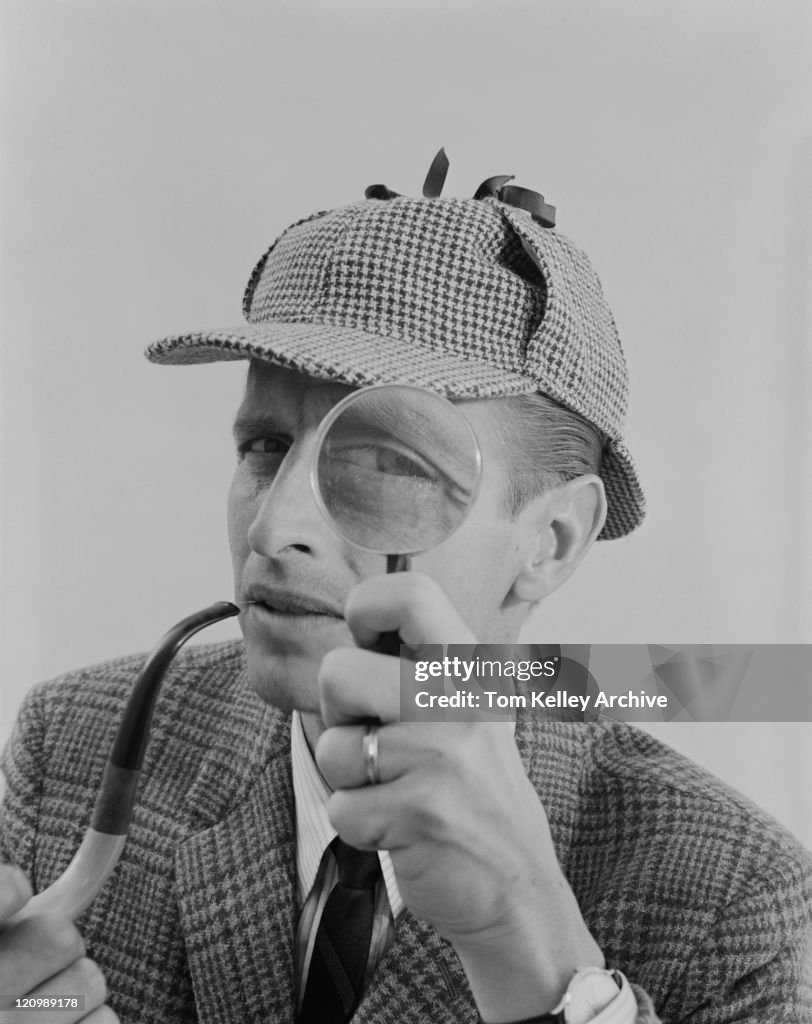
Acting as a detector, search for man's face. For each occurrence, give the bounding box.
[228,362,531,712]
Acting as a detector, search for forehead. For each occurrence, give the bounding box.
[237,360,512,436]
[238,361,355,422]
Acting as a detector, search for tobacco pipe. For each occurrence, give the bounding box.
[11,601,240,923]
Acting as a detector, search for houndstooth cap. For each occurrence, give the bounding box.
[146,191,645,539]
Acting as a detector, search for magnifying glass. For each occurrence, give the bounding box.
[311,384,483,652]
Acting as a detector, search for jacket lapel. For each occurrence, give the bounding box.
[174,675,298,1024]
[354,910,477,1023]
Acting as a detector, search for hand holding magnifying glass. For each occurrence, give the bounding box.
[310,384,483,795]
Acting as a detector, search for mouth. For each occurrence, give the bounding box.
[242,584,344,619]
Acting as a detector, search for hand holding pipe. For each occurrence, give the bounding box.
[9,601,240,924]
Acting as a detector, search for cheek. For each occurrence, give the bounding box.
[227,470,257,569]
[416,518,519,622]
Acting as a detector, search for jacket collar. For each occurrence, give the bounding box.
[180,648,285,829]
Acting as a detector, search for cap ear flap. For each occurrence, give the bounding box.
[499,204,628,434]
[498,204,645,541]
[499,205,549,288]
[596,438,647,540]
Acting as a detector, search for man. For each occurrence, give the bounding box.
[1,164,810,1024]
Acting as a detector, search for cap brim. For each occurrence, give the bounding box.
[146,321,646,540]
[146,321,537,400]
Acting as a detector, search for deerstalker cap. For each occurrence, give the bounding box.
[146,165,645,539]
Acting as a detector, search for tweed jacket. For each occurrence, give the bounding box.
[1,640,811,1023]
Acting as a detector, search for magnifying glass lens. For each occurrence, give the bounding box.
[314,387,482,555]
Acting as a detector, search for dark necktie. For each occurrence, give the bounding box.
[298,837,383,1024]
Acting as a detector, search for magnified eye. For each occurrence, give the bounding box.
[374,445,435,480]
[335,443,437,482]
[312,384,483,555]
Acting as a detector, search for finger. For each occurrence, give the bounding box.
[11,956,109,1024]
[345,573,476,649]
[0,914,84,1008]
[318,647,402,727]
[326,773,443,852]
[316,721,445,790]
[0,865,32,923]
[80,1008,120,1024]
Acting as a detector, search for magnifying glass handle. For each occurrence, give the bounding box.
[370,554,411,656]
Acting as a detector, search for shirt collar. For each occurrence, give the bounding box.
[291,710,404,916]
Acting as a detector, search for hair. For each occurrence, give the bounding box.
[493,393,604,517]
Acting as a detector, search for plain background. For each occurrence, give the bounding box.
[1,1,810,846]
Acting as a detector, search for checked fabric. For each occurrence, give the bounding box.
[298,838,383,1024]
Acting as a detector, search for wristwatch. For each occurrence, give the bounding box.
[481,967,625,1024]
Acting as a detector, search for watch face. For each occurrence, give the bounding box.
[566,968,622,1024]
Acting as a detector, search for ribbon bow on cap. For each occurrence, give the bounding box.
[365,147,556,229]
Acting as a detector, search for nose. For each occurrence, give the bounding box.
[246,439,331,558]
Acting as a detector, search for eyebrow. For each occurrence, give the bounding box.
[231,414,288,441]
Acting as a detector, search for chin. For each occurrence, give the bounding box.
[244,640,322,714]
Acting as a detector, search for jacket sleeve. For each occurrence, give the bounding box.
[660,846,812,1022]
[602,845,811,1024]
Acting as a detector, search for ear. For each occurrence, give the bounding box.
[510,475,607,603]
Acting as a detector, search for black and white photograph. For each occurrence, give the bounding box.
[0,2,810,1021]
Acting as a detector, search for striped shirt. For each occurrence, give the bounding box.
[291,711,402,1009]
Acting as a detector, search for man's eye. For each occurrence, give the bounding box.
[237,437,288,461]
[334,443,435,481]
[373,447,433,479]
